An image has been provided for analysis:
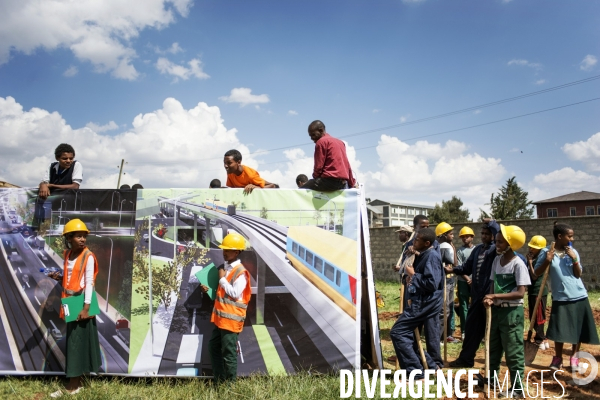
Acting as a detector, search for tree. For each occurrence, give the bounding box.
[428,196,470,224]
[479,176,534,221]
[260,207,269,220]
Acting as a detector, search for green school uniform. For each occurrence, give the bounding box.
[489,255,531,393]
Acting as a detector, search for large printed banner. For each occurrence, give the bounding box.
[0,187,380,377]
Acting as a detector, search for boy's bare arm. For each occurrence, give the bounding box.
[485,285,526,304]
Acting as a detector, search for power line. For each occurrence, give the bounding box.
[129,74,600,167]
[131,97,600,174]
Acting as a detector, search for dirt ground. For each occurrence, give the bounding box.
[378,310,600,399]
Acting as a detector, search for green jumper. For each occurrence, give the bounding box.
[489,272,525,394]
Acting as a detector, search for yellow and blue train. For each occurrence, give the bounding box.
[286,226,358,319]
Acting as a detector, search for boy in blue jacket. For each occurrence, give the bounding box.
[390,228,444,377]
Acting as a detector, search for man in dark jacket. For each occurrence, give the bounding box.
[448,219,500,368]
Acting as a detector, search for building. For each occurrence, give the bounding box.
[533,191,600,219]
[367,199,434,228]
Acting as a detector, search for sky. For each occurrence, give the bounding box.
[0,0,599,219]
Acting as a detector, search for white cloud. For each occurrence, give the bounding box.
[63,66,78,77]
[473,109,482,115]
[372,109,380,113]
[0,0,192,80]
[156,57,210,81]
[527,168,600,203]
[0,96,258,189]
[562,132,600,171]
[358,135,506,218]
[580,54,597,71]
[400,114,410,123]
[507,59,542,70]
[535,79,546,85]
[154,42,184,55]
[288,110,298,116]
[219,88,270,107]
[85,121,119,133]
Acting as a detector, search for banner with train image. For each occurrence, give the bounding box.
[0,187,381,377]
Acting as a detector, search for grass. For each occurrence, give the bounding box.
[3,282,599,399]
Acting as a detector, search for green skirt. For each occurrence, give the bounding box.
[65,318,102,378]
[546,298,600,345]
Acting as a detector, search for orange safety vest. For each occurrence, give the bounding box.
[211,263,251,333]
[60,248,99,320]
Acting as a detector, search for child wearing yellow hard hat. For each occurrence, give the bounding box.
[436,222,458,343]
[456,226,475,340]
[49,219,100,398]
[483,224,530,398]
[534,223,599,371]
[200,232,252,382]
[525,235,549,351]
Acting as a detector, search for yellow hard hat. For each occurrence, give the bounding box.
[219,233,246,250]
[435,222,453,237]
[528,235,547,250]
[499,224,526,251]
[459,226,475,237]
[62,219,90,235]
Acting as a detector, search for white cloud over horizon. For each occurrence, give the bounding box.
[0,0,193,80]
[580,54,597,71]
[507,59,542,70]
[219,88,270,107]
[85,121,119,133]
[63,66,79,77]
[155,57,210,81]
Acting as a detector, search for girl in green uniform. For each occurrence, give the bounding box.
[50,219,101,397]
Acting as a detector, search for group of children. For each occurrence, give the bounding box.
[391,216,599,397]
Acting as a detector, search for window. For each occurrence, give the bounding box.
[391,220,401,227]
[408,208,415,215]
[324,262,335,281]
[570,207,576,216]
[314,257,323,273]
[292,242,298,254]
[399,208,406,214]
[547,208,558,218]
[299,246,305,259]
[305,250,314,266]
[586,206,595,216]
[335,270,341,286]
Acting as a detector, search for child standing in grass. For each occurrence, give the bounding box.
[534,223,599,370]
[483,224,530,398]
[526,235,550,350]
[201,233,252,382]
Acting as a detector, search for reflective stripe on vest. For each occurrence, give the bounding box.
[216,296,248,309]
[214,309,246,322]
[211,264,251,333]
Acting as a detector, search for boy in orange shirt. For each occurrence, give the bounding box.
[224,149,277,193]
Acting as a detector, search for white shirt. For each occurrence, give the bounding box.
[218,259,248,301]
[43,161,83,185]
[66,254,95,304]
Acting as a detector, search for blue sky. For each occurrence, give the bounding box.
[0,0,599,218]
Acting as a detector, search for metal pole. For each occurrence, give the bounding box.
[119,199,126,227]
[129,201,134,235]
[148,216,154,351]
[96,235,113,312]
[116,159,125,189]
[111,191,120,212]
[173,199,177,259]
[74,191,79,211]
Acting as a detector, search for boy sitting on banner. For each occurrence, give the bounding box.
[224,149,277,194]
[390,228,444,377]
[483,225,530,398]
[38,143,83,199]
[200,233,252,382]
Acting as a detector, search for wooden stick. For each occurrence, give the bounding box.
[528,242,554,338]
[415,327,428,370]
[485,306,492,381]
[443,275,448,364]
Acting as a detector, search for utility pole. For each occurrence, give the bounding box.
[116,159,125,189]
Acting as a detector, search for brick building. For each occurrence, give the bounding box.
[533,191,600,219]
